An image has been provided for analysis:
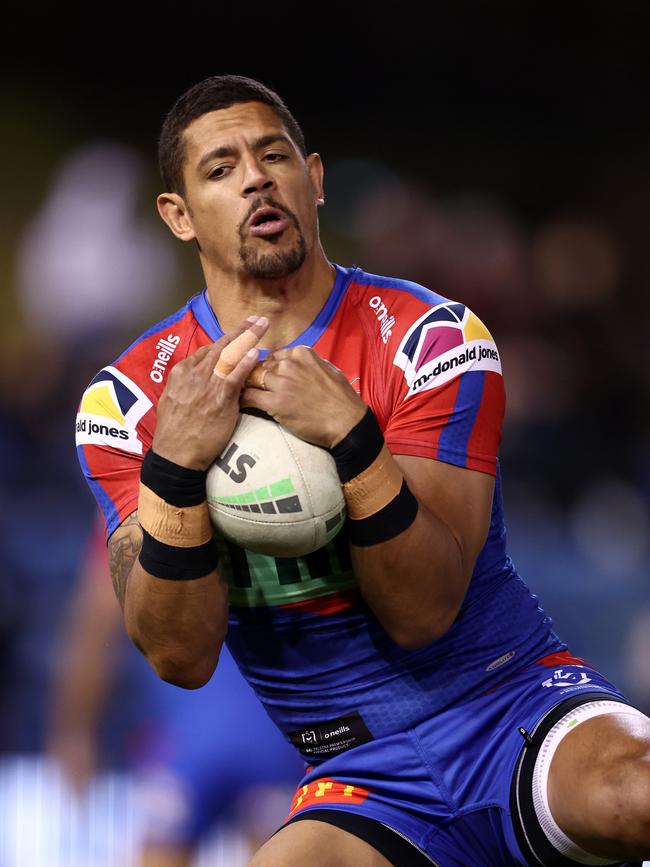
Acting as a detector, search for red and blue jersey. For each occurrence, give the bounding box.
[77,264,563,759]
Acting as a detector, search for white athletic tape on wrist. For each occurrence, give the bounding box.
[532,699,649,865]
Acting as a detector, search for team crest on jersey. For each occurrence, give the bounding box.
[394,302,502,397]
[75,366,152,454]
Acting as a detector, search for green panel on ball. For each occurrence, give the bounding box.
[269,478,294,497]
[215,533,357,608]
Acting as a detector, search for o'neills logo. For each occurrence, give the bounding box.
[323,725,350,740]
[150,334,180,383]
[368,295,396,344]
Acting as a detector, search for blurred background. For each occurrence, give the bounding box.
[1,2,650,864]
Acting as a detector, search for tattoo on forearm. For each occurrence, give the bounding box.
[108,512,143,608]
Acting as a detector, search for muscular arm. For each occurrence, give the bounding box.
[350,455,494,649]
[108,511,142,608]
[109,511,228,688]
[104,318,268,688]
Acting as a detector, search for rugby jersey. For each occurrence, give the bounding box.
[77,264,563,759]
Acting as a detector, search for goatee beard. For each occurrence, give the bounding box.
[239,233,307,279]
[238,196,307,279]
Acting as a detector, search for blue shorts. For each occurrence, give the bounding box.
[284,651,635,866]
[131,646,304,845]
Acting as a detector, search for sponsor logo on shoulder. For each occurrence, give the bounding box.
[393,301,501,398]
[150,333,180,383]
[76,366,152,454]
[368,295,396,344]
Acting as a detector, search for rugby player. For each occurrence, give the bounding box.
[76,75,650,866]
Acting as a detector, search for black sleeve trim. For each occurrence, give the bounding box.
[285,808,436,866]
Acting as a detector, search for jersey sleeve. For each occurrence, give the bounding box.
[383,301,504,475]
[76,365,155,539]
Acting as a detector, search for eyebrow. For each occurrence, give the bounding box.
[196,133,293,172]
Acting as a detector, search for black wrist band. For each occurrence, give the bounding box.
[330,408,384,483]
[141,449,207,507]
[139,530,218,581]
[347,479,419,547]
[139,449,216,580]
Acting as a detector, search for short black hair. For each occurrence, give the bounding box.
[158,74,307,196]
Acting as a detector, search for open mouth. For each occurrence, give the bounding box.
[248,207,292,237]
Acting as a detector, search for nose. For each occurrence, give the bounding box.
[241,155,274,196]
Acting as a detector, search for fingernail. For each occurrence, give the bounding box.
[245,315,259,324]
[256,316,269,328]
[246,348,258,357]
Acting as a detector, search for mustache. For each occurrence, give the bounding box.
[238,196,300,237]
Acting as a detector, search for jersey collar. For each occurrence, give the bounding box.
[189,263,355,358]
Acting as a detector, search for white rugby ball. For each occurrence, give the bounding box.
[206,412,346,558]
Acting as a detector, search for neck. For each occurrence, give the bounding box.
[203,245,335,350]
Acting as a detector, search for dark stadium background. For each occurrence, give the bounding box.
[1,3,649,864]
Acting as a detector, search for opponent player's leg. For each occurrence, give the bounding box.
[248,819,393,867]
[547,707,650,861]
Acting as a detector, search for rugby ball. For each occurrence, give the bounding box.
[206,413,346,557]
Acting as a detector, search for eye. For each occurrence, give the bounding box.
[208,165,230,179]
[264,152,287,163]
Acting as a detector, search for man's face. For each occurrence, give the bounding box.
[178,102,323,280]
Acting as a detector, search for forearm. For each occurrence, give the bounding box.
[110,503,226,689]
[331,411,490,651]
[125,558,227,688]
[351,503,466,649]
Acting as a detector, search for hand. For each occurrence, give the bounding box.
[241,345,367,449]
[152,316,269,469]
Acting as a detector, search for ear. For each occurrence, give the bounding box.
[306,153,325,206]
[156,192,196,242]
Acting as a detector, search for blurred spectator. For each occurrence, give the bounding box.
[530,218,620,310]
[16,143,178,343]
[0,141,181,760]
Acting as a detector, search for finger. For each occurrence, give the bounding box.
[220,348,264,396]
[245,360,268,389]
[240,386,277,415]
[265,347,292,363]
[185,342,217,365]
[214,317,269,377]
[266,346,320,371]
[187,316,260,367]
[320,357,343,375]
[260,355,300,380]
[214,329,261,376]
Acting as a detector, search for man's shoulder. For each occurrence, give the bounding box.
[345,266,452,312]
[336,265,502,405]
[341,265,497,353]
[75,295,204,457]
[109,296,202,384]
